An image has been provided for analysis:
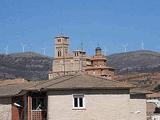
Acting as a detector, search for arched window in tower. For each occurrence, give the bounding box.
[57,39,61,42]
[58,50,62,57]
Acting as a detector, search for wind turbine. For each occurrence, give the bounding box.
[21,43,26,52]
[123,44,128,52]
[4,46,8,55]
[141,41,144,50]
[41,48,46,55]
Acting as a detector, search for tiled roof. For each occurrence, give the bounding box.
[26,73,133,91]
[0,79,36,97]
[0,73,134,97]
[130,88,152,94]
[0,83,29,97]
[147,92,160,98]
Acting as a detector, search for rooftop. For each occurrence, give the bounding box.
[147,92,160,98]
[0,73,135,97]
[26,73,133,91]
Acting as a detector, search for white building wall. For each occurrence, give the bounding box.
[130,98,146,120]
[0,97,12,120]
[47,90,130,120]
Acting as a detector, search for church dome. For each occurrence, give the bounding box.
[95,47,101,51]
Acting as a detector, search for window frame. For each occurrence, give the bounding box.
[72,94,85,110]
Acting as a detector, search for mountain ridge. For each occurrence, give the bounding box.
[0,50,160,80]
[108,50,160,74]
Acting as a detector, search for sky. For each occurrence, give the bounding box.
[0,0,160,56]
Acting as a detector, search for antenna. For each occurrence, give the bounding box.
[81,41,83,51]
[62,41,66,75]
[141,41,144,50]
[59,25,64,36]
[80,41,84,71]
[41,48,46,55]
[21,43,26,52]
[123,44,128,52]
[4,46,8,55]
[97,40,100,47]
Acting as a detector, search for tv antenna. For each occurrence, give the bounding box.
[123,44,128,52]
[41,48,46,55]
[4,46,8,55]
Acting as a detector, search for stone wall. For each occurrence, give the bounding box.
[130,94,146,120]
[0,97,12,120]
[47,90,130,120]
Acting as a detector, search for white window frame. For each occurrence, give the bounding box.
[72,94,85,109]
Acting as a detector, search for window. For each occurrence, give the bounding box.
[58,50,62,57]
[75,52,79,57]
[73,94,85,109]
[57,39,61,42]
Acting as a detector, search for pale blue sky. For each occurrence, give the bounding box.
[0,0,160,56]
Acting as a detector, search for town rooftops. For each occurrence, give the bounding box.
[147,92,160,98]
[130,88,152,95]
[0,84,27,97]
[0,79,33,97]
[0,73,134,97]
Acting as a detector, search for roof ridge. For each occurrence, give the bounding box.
[85,74,133,87]
[0,82,27,87]
[85,73,114,81]
[40,74,80,90]
[26,74,75,90]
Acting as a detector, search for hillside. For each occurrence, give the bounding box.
[0,50,160,81]
[0,52,52,80]
[108,50,160,74]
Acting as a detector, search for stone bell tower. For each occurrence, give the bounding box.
[49,35,90,79]
[51,35,70,75]
[54,35,69,58]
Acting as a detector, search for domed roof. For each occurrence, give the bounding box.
[95,47,102,51]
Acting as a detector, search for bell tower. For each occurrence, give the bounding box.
[54,35,69,58]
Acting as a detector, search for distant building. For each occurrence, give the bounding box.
[49,35,114,79]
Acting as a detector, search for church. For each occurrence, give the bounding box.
[49,35,114,79]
